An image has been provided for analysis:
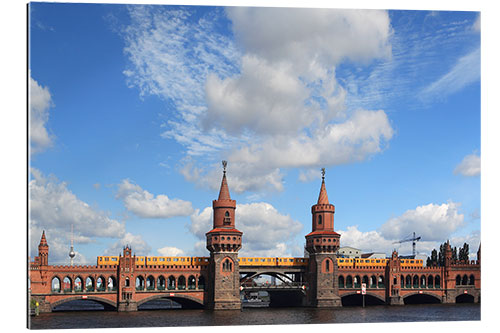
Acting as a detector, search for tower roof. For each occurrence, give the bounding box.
[217,161,231,201]
[317,178,329,205]
[39,230,48,246]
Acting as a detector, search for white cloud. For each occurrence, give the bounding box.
[454,153,481,177]
[116,179,194,218]
[29,168,126,263]
[103,232,152,256]
[420,47,480,100]
[472,14,480,32]
[157,246,185,256]
[121,7,395,193]
[189,202,303,257]
[29,74,54,154]
[379,201,465,242]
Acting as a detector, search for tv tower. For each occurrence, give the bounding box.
[69,224,76,266]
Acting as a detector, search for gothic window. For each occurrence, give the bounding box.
[456,275,461,286]
[428,275,434,289]
[338,276,345,288]
[318,215,322,225]
[469,274,475,286]
[222,258,233,272]
[224,211,231,225]
[125,277,130,287]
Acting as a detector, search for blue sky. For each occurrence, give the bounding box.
[28,2,481,264]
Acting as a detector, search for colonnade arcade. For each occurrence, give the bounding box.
[51,274,206,293]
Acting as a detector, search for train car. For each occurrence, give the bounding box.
[191,257,210,266]
[337,258,355,267]
[353,258,389,267]
[400,259,424,267]
[238,257,308,266]
[97,256,119,266]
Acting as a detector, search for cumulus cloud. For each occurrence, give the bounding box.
[454,153,480,177]
[103,232,152,256]
[29,74,54,154]
[158,246,185,256]
[29,168,126,263]
[189,202,303,256]
[121,6,395,193]
[379,201,465,242]
[338,202,476,257]
[116,179,194,218]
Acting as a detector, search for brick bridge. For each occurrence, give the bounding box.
[29,165,480,312]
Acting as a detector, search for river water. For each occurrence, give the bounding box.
[28,303,480,329]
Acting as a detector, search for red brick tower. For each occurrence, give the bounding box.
[37,230,49,266]
[387,250,404,305]
[206,161,243,310]
[117,246,137,311]
[305,169,341,307]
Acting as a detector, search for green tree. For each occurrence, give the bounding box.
[459,242,469,261]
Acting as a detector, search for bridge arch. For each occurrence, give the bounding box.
[50,295,117,311]
[51,276,61,293]
[340,291,386,306]
[403,292,441,304]
[240,271,295,285]
[136,294,203,309]
[456,293,475,303]
[74,276,84,292]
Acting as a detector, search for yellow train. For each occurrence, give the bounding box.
[337,258,424,267]
[238,257,308,266]
[97,256,210,267]
[97,256,423,268]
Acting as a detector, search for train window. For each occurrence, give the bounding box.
[261,259,265,262]
[249,259,253,262]
[112,257,117,261]
[174,258,179,262]
[339,259,344,263]
[153,258,157,261]
[376,260,380,263]
[160,258,165,262]
[204,258,209,262]
[410,260,414,264]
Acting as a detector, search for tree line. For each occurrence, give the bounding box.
[426,242,469,267]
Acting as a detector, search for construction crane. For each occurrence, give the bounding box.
[394,232,421,256]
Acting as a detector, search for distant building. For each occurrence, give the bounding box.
[361,252,386,259]
[337,246,361,258]
[399,254,427,261]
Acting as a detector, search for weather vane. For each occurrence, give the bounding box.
[321,167,325,180]
[222,160,227,174]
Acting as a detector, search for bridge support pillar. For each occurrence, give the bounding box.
[388,296,404,305]
[117,300,138,312]
[305,253,342,308]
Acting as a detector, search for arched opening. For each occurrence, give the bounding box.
[428,275,434,289]
[341,293,385,306]
[405,275,411,288]
[362,275,369,286]
[325,258,331,272]
[85,277,94,292]
[146,275,155,290]
[51,277,61,293]
[318,215,322,225]
[338,275,345,289]
[63,276,72,293]
[354,275,361,288]
[136,276,145,291]
[177,276,186,290]
[198,276,205,290]
[413,275,419,288]
[157,276,166,290]
[96,276,106,291]
[74,276,83,292]
[168,275,176,290]
[456,275,462,286]
[456,293,475,303]
[346,275,353,288]
[435,275,441,288]
[107,276,117,291]
[52,298,117,312]
[370,275,377,288]
[461,275,468,286]
[420,275,426,288]
[378,276,384,288]
[469,274,475,286]
[188,275,196,290]
[224,211,231,225]
[404,293,441,304]
[125,277,130,287]
[222,258,233,272]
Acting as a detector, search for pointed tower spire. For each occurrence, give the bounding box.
[39,230,47,246]
[218,160,231,201]
[317,168,329,205]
